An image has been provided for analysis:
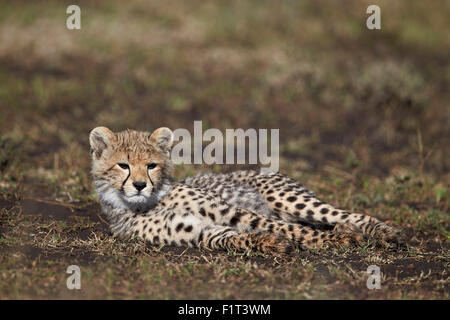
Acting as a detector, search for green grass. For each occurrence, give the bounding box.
[0,0,449,299]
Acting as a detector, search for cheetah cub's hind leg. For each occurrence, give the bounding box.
[227,208,365,251]
[333,214,405,249]
[229,171,405,250]
[357,220,405,250]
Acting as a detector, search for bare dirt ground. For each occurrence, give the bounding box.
[0,0,448,299]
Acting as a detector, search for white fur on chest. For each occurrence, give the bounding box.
[95,179,172,213]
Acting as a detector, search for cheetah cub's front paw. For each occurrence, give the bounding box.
[246,232,293,255]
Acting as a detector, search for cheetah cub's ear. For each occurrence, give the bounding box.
[149,127,173,154]
[89,126,116,159]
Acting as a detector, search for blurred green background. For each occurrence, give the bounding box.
[0,0,449,179]
[0,0,448,299]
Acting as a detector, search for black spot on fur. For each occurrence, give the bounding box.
[313,202,322,207]
[250,218,261,229]
[230,216,240,226]
[295,203,306,210]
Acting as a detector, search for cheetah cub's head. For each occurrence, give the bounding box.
[89,126,173,212]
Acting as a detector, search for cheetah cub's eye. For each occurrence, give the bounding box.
[118,163,130,170]
[147,163,157,170]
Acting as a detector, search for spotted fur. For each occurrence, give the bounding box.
[90,127,403,255]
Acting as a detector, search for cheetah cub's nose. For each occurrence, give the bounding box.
[133,181,147,191]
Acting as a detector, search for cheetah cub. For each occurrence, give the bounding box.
[90,126,403,255]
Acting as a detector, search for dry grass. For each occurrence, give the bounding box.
[0,0,448,299]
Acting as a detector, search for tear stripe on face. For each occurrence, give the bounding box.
[94,179,172,212]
